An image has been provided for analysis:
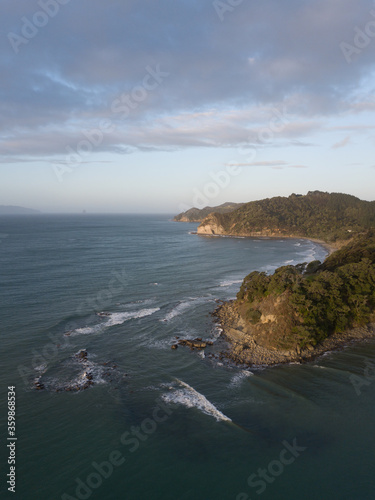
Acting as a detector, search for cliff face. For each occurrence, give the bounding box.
[218,292,301,352]
[216,299,375,366]
[197,213,289,237]
[196,214,226,235]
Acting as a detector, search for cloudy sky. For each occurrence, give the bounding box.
[1,0,375,212]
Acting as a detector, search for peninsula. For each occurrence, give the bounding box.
[174,202,243,222]
[179,191,375,366]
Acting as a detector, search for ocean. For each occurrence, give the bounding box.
[1,214,374,500]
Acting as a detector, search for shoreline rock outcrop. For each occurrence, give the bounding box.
[214,291,375,368]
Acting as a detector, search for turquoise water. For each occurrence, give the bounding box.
[1,214,374,500]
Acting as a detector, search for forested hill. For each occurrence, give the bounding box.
[197,191,375,242]
[234,230,375,351]
[174,202,243,222]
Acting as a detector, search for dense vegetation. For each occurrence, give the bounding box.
[236,231,375,350]
[174,202,243,222]
[201,191,375,241]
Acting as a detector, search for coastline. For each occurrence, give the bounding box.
[289,236,337,256]
[203,232,373,367]
[196,230,339,256]
[214,301,375,367]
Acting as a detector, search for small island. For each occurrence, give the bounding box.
[179,191,375,366]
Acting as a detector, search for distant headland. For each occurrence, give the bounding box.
[173,202,243,222]
[0,205,41,215]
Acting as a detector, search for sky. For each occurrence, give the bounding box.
[1,0,375,213]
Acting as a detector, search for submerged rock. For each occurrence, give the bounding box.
[75,349,88,361]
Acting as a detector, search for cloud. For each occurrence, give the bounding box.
[227,161,288,167]
[226,161,307,170]
[271,164,308,170]
[1,0,375,160]
[332,136,351,149]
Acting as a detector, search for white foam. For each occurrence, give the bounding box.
[211,326,223,341]
[106,308,160,326]
[229,370,254,387]
[219,279,243,287]
[72,325,102,336]
[161,297,212,322]
[162,379,231,422]
[34,364,47,374]
[162,301,194,321]
[68,308,160,336]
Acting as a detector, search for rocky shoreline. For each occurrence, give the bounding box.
[214,301,375,368]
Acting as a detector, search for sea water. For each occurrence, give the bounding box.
[0,214,374,500]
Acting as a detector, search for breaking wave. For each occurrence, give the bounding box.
[66,308,160,336]
[161,297,213,322]
[229,370,254,388]
[162,379,232,422]
[219,279,243,288]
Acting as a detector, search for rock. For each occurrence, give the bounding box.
[177,338,211,349]
[171,344,178,350]
[185,340,207,349]
[75,349,88,360]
